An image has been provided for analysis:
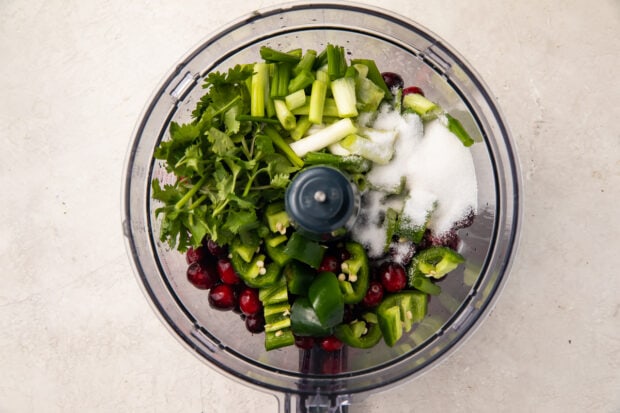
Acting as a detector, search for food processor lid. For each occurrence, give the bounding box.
[285,166,357,235]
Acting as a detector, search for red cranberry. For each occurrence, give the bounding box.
[186,246,208,264]
[389,240,416,266]
[453,209,475,230]
[381,72,404,90]
[379,262,407,293]
[322,352,344,374]
[245,313,265,333]
[238,288,262,316]
[186,261,218,290]
[423,229,461,251]
[208,284,236,311]
[403,86,425,97]
[337,248,351,262]
[294,336,315,350]
[216,258,241,285]
[319,254,340,273]
[205,239,228,258]
[319,336,344,352]
[362,281,384,307]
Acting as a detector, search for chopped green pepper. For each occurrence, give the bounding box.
[231,252,281,289]
[283,232,326,268]
[334,313,382,349]
[338,242,370,304]
[377,291,428,347]
[265,241,291,267]
[265,328,295,351]
[290,297,333,337]
[283,260,315,296]
[308,271,344,328]
[410,246,465,280]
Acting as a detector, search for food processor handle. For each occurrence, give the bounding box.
[275,392,351,412]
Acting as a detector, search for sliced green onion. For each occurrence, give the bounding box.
[308,79,327,124]
[251,62,269,117]
[274,99,297,131]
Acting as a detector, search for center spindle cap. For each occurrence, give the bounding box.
[285,166,357,236]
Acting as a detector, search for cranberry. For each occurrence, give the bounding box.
[381,72,404,90]
[403,86,425,97]
[186,261,218,290]
[238,287,262,316]
[322,352,344,374]
[245,313,265,333]
[379,262,407,293]
[319,254,340,273]
[294,336,315,350]
[186,245,208,264]
[337,247,351,262]
[205,239,228,258]
[208,284,236,311]
[216,258,241,285]
[362,281,384,307]
[319,336,344,352]
[389,240,416,266]
[453,209,475,230]
[423,229,460,251]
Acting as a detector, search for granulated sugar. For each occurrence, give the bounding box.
[351,107,477,257]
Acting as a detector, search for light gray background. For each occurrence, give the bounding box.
[1,1,619,412]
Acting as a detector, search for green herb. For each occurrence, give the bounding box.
[152,64,302,252]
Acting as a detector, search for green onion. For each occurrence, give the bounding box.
[289,118,357,157]
[330,76,358,118]
[308,79,327,124]
[259,46,301,64]
[262,126,304,168]
[270,62,292,99]
[327,44,347,80]
[288,69,315,94]
[351,58,392,98]
[251,62,269,117]
[284,89,306,110]
[274,99,297,131]
[290,116,312,141]
[293,49,317,75]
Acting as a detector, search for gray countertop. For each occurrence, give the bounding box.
[1,1,619,412]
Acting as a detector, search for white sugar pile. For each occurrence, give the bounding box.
[351,107,478,257]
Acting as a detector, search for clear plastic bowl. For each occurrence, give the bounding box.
[122,2,521,411]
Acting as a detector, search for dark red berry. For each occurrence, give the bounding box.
[186,261,218,290]
[381,72,404,90]
[389,240,416,266]
[208,284,236,311]
[403,86,425,97]
[186,246,208,264]
[319,254,340,273]
[245,313,265,333]
[294,336,315,350]
[362,281,384,307]
[238,288,262,316]
[379,262,407,293]
[319,336,344,352]
[337,247,351,262]
[205,239,228,258]
[216,258,241,285]
[424,229,460,251]
[322,352,344,374]
[453,209,475,230]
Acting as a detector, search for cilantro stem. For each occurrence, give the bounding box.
[175,176,207,210]
[262,126,304,168]
[189,194,208,209]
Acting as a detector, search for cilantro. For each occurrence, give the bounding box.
[152,65,301,252]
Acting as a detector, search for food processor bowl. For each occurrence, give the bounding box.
[122,2,521,411]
